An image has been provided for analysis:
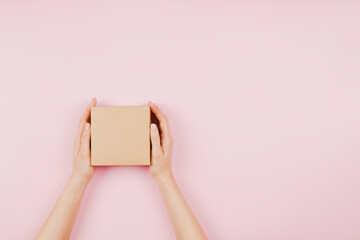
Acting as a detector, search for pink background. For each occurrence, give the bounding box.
[0,1,359,239]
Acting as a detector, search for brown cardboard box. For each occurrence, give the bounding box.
[90,106,150,166]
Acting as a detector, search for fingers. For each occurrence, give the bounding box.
[148,101,173,150]
[150,123,162,160]
[80,123,91,156]
[74,98,97,155]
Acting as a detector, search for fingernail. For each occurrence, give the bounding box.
[151,123,156,131]
[85,123,90,130]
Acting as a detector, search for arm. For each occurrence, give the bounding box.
[35,98,97,240]
[148,101,207,240]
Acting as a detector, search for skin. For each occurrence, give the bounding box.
[35,98,207,240]
[148,101,207,240]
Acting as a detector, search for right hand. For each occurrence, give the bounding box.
[148,101,174,180]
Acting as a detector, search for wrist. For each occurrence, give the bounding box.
[61,173,89,202]
[70,172,91,187]
[152,171,175,186]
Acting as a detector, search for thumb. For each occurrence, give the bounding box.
[150,123,162,158]
[80,123,91,155]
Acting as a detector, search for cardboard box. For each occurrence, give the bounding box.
[91,106,150,166]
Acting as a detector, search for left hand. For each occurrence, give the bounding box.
[148,101,174,181]
[72,98,97,184]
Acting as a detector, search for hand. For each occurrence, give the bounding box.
[148,101,174,181]
[72,98,97,184]
[148,101,207,239]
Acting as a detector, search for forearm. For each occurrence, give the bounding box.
[155,173,207,240]
[35,174,89,240]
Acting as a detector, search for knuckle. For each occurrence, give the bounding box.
[80,148,89,156]
[160,115,168,123]
[164,139,171,146]
[164,137,174,146]
[78,119,84,127]
[152,152,160,159]
[80,135,89,143]
[81,138,89,145]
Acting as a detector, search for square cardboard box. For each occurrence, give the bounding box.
[90,106,150,166]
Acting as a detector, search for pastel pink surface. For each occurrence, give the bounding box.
[0,1,360,239]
